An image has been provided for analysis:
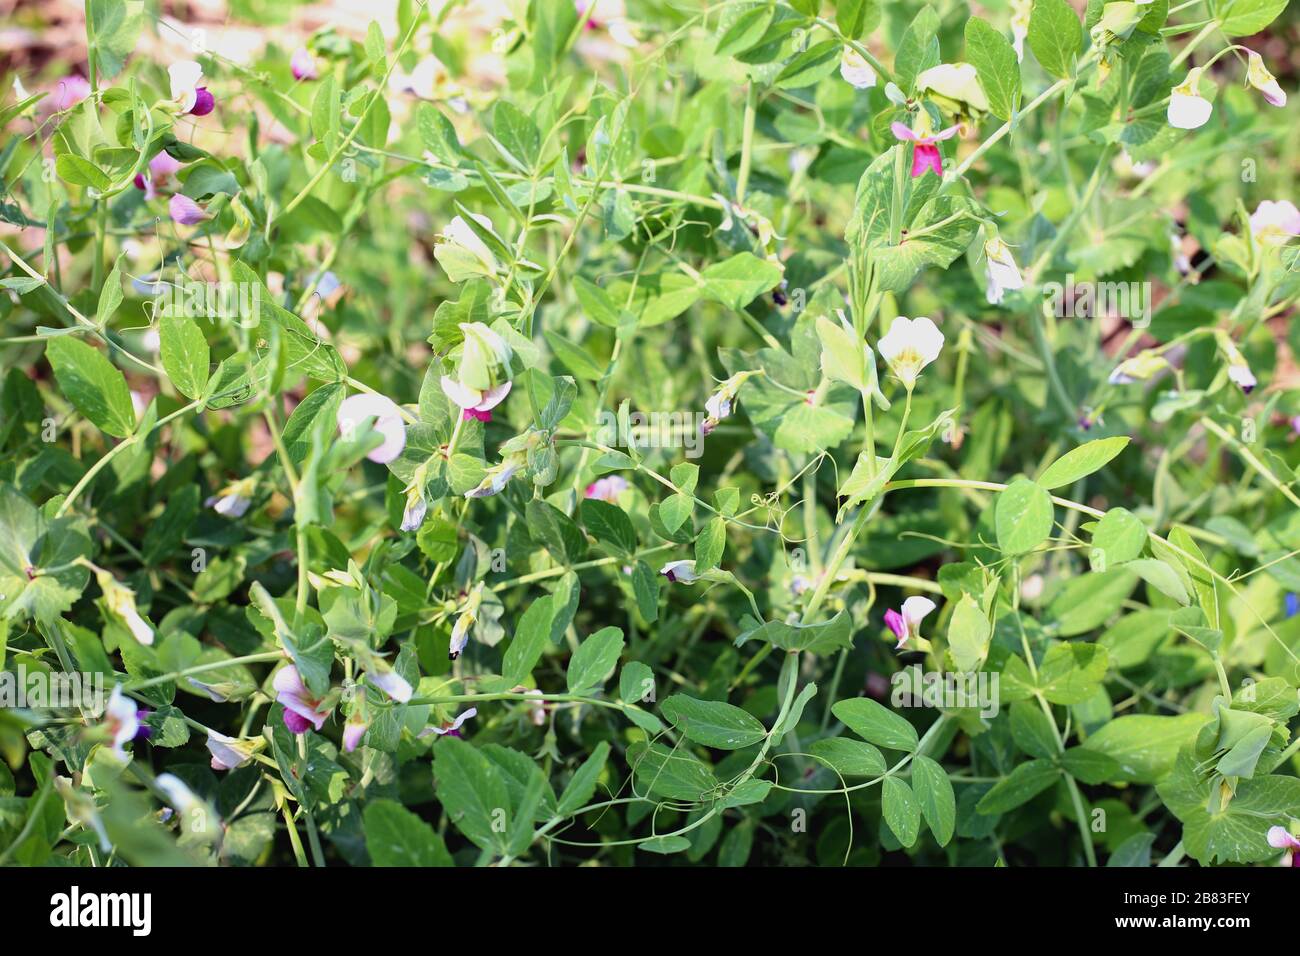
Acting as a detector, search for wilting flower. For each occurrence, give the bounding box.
[273,665,332,734]
[891,115,960,178]
[916,62,989,114]
[337,392,407,463]
[660,560,698,584]
[585,475,629,503]
[983,237,1024,305]
[839,47,877,89]
[1167,68,1212,129]
[448,584,485,660]
[101,685,141,762]
[442,378,512,422]
[1267,826,1300,867]
[1217,333,1256,394]
[884,596,937,650]
[465,456,523,498]
[169,60,215,116]
[169,194,209,225]
[1245,50,1286,108]
[133,151,185,200]
[1249,200,1300,245]
[205,476,256,518]
[188,678,236,702]
[878,316,944,390]
[401,485,428,532]
[291,48,318,81]
[206,731,259,771]
[518,688,548,726]
[1108,351,1169,385]
[702,371,756,436]
[95,569,154,645]
[420,707,478,738]
[435,215,500,281]
[53,74,92,111]
[343,707,368,753]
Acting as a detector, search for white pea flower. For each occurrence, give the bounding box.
[435,214,500,281]
[1167,68,1213,129]
[878,317,944,390]
[1249,200,1300,245]
[205,476,256,518]
[839,48,877,89]
[448,584,485,660]
[206,731,259,771]
[660,560,698,584]
[102,685,141,762]
[916,62,989,113]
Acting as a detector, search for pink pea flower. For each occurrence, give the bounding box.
[584,475,629,503]
[134,151,185,200]
[206,731,258,771]
[891,120,960,178]
[169,193,209,225]
[291,48,318,81]
[441,376,512,422]
[53,74,92,111]
[884,596,937,650]
[1267,826,1300,866]
[169,60,215,116]
[337,392,407,463]
[273,665,332,734]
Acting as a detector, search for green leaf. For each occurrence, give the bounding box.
[629,741,718,801]
[659,492,693,534]
[1037,643,1109,705]
[1211,0,1287,35]
[501,596,556,685]
[1060,748,1123,785]
[0,484,91,622]
[573,276,624,328]
[964,16,1021,121]
[95,259,124,327]
[1158,747,1300,864]
[995,478,1054,555]
[543,330,605,380]
[809,737,887,777]
[620,661,655,705]
[566,626,625,694]
[737,611,853,655]
[832,697,918,752]
[1121,558,1190,605]
[694,516,726,572]
[363,798,453,866]
[881,776,921,847]
[698,253,783,311]
[557,740,610,816]
[715,4,776,57]
[836,0,879,39]
[1027,0,1083,79]
[45,336,137,437]
[491,101,541,171]
[1038,437,1130,489]
[660,695,767,749]
[631,561,660,623]
[433,737,511,852]
[1010,700,1058,760]
[526,500,587,563]
[976,759,1061,814]
[55,154,111,191]
[1091,507,1147,569]
[1082,713,1211,784]
[581,499,637,554]
[911,755,955,846]
[894,5,941,93]
[775,40,842,90]
[160,313,210,400]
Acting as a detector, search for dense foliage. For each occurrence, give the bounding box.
[1,0,1299,868]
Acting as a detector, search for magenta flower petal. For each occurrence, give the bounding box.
[911,144,942,178]
[189,87,215,116]
[884,608,907,641]
[282,709,313,734]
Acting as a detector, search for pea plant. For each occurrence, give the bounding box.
[0,0,1298,869]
